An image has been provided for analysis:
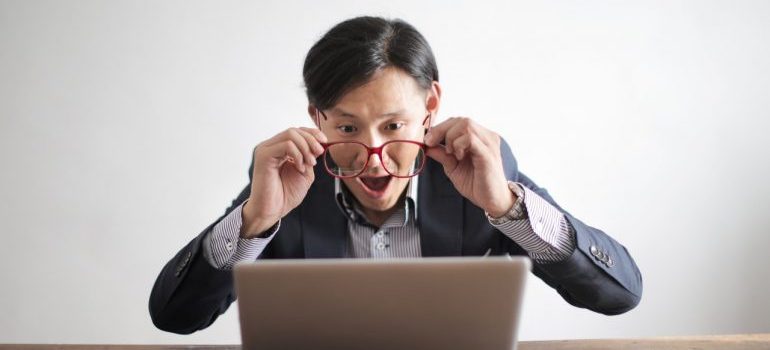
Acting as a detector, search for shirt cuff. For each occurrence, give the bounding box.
[490,183,576,263]
[202,201,280,270]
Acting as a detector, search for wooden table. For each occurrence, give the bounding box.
[521,333,770,349]
[3,334,769,350]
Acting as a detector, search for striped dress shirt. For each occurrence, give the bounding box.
[202,176,576,269]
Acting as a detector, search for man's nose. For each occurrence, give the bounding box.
[364,151,383,171]
[360,134,385,168]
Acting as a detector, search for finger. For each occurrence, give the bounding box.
[426,146,458,173]
[302,163,316,181]
[296,128,326,158]
[443,119,472,155]
[451,134,472,160]
[262,125,324,148]
[281,140,307,173]
[264,139,306,173]
[423,117,459,147]
[298,127,328,145]
[261,128,294,147]
[286,128,317,166]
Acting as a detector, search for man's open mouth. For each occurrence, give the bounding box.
[359,175,392,193]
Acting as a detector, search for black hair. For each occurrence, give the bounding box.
[303,16,439,111]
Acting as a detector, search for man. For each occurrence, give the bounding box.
[149,16,642,334]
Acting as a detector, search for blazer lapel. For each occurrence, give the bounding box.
[418,159,464,257]
[302,163,348,258]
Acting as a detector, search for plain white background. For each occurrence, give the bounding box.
[1,0,769,344]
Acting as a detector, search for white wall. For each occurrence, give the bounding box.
[1,0,769,344]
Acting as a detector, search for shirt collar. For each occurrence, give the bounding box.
[334,175,419,227]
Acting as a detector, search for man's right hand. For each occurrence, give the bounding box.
[240,127,327,238]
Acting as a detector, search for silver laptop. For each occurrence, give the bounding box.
[234,256,530,350]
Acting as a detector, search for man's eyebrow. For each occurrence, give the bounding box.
[329,108,407,119]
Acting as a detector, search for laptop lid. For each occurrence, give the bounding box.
[234,256,530,350]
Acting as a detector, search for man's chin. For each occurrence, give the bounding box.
[350,188,393,209]
[350,184,404,211]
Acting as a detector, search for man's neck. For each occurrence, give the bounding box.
[353,188,409,228]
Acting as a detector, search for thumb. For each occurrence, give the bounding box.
[426,146,458,173]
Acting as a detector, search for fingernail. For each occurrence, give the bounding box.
[424,133,432,144]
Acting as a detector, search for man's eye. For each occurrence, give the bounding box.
[337,125,357,133]
[385,122,405,131]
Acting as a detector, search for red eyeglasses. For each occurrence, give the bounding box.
[316,109,432,178]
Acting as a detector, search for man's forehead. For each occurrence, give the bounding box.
[327,68,425,119]
[328,107,408,120]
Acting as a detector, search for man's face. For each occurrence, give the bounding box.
[315,67,438,213]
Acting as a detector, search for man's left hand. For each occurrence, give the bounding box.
[423,117,515,218]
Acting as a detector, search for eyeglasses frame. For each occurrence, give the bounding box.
[315,109,433,179]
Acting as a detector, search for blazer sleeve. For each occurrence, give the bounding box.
[499,138,643,315]
[148,161,254,334]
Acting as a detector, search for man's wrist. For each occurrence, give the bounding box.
[240,216,278,239]
[486,181,517,218]
[486,181,527,224]
[240,200,278,238]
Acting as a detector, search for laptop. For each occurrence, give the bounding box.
[234,256,530,350]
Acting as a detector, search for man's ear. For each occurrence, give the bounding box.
[425,81,442,126]
[307,105,319,127]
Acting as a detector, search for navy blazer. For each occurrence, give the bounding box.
[149,139,643,334]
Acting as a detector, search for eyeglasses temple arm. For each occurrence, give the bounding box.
[422,113,432,135]
[314,109,329,130]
